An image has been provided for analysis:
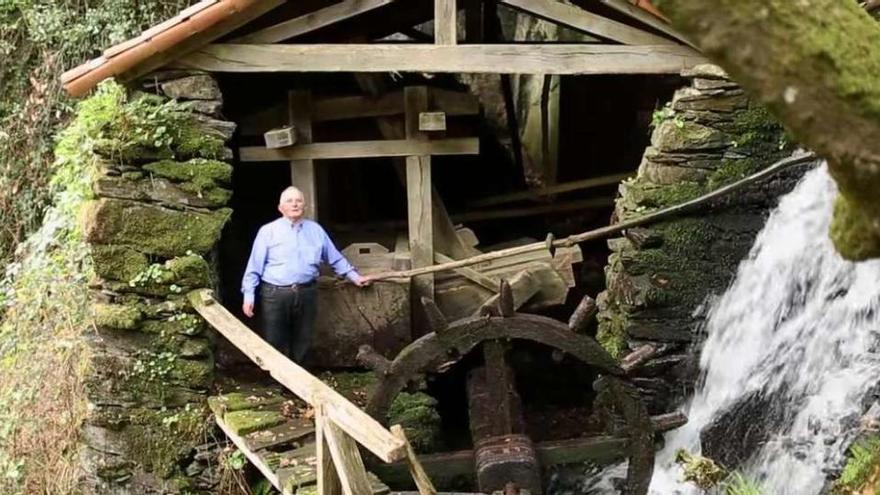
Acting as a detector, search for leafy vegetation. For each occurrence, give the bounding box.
[832,435,880,494]
[0,0,188,265]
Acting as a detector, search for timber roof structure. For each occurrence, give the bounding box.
[61,0,699,97]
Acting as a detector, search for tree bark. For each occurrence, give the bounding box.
[654,0,880,259]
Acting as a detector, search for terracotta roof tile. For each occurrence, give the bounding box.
[61,0,266,97]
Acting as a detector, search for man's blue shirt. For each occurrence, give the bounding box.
[241,217,358,304]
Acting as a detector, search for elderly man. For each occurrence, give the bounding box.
[242,186,369,362]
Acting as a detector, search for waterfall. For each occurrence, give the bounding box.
[650,163,880,494]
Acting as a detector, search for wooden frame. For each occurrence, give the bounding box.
[172,43,706,74]
[238,138,479,162]
[498,0,675,45]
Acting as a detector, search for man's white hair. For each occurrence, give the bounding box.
[279,186,305,203]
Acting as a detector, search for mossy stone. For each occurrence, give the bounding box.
[83,198,231,257]
[653,120,731,153]
[93,303,143,330]
[141,314,206,336]
[91,244,149,282]
[830,194,880,260]
[164,254,212,288]
[223,409,285,436]
[215,391,286,412]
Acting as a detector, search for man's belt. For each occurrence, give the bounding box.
[261,280,316,290]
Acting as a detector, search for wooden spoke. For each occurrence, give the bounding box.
[420,297,449,335]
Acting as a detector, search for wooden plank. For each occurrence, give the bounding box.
[597,0,695,47]
[499,0,674,45]
[316,404,342,495]
[390,425,438,495]
[434,252,497,293]
[468,172,632,208]
[288,90,318,219]
[172,43,708,74]
[120,0,285,83]
[239,89,478,137]
[245,418,315,451]
[214,414,288,494]
[189,290,407,463]
[239,138,479,162]
[405,86,435,307]
[435,0,457,45]
[233,0,395,44]
[323,417,374,495]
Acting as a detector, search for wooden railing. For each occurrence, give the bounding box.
[189,289,436,495]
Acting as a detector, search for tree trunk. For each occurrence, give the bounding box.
[654,0,880,259]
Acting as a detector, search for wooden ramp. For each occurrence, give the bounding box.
[208,390,390,494]
[189,289,438,495]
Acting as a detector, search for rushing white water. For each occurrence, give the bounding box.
[649,163,880,494]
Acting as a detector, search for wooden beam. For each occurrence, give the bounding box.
[597,0,696,48]
[232,0,396,44]
[468,172,632,208]
[499,0,675,45]
[434,252,497,293]
[453,197,614,223]
[239,138,479,162]
[354,76,475,262]
[239,89,479,137]
[288,90,318,219]
[435,0,457,45]
[188,290,407,463]
[323,417,374,495]
[371,436,629,485]
[173,43,707,74]
[405,86,435,306]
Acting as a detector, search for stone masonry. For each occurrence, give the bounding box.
[596,65,808,415]
[80,73,235,493]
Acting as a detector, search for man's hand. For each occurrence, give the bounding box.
[242,302,255,318]
[352,274,372,288]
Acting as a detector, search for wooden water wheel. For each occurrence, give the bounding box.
[359,281,655,495]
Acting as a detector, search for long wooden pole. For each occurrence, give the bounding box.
[367,153,816,282]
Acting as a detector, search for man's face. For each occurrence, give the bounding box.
[278,192,305,221]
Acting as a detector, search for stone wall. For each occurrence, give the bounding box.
[596,65,805,415]
[79,73,235,493]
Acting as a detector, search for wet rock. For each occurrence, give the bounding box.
[181,99,224,117]
[700,389,791,469]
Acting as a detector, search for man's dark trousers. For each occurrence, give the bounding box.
[259,282,317,362]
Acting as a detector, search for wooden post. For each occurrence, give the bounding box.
[316,404,342,495]
[405,86,435,313]
[435,0,457,44]
[323,416,374,495]
[288,90,318,219]
[390,425,438,495]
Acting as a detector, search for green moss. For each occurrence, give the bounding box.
[123,404,212,478]
[141,313,206,336]
[91,244,149,282]
[675,449,728,489]
[387,392,442,452]
[596,313,628,359]
[323,371,378,407]
[830,194,880,260]
[143,158,232,205]
[83,198,231,258]
[215,391,286,412]
[224,409,285,436]
[174,124,228,160]
[93,303,143,330]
